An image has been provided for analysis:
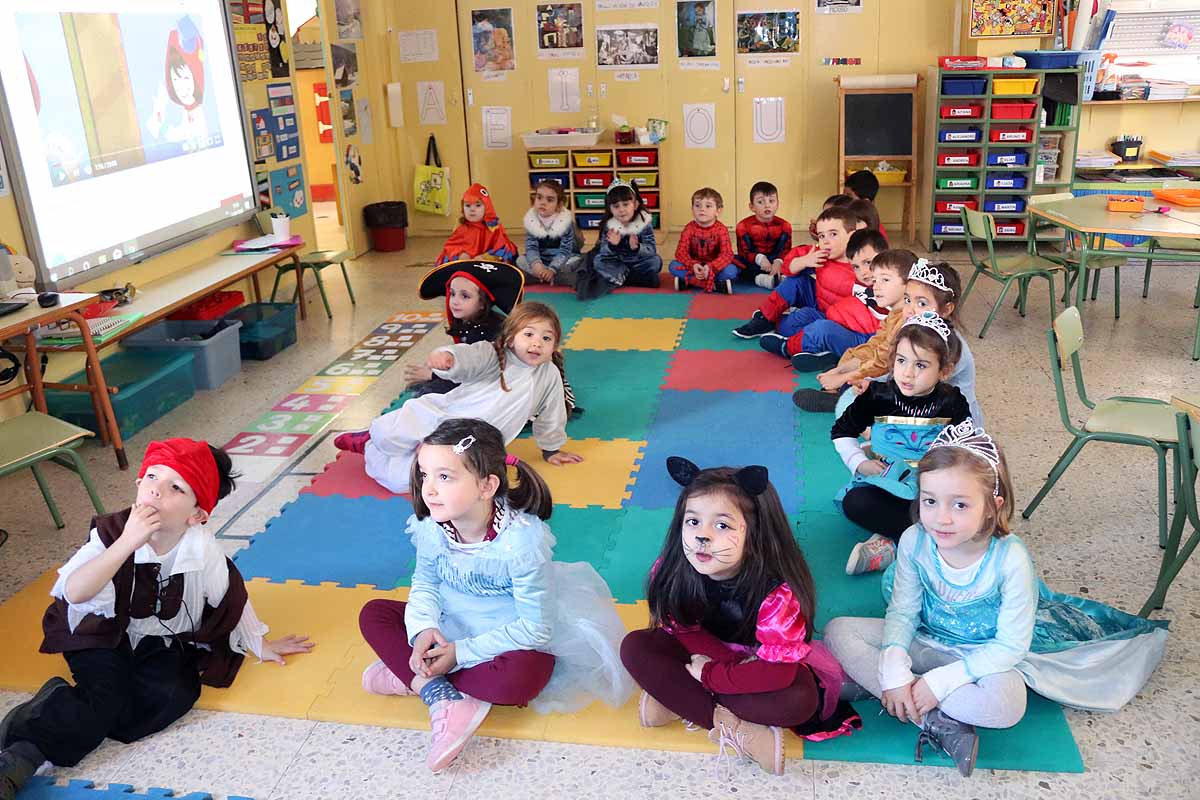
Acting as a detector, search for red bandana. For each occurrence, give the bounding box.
[139,438,220,513]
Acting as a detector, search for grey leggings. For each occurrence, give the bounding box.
[824,616,1027,729]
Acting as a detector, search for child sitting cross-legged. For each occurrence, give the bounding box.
[517,180,584,286]
[436,183,518,266]
[670,187,736,294]
[734,181,793,289]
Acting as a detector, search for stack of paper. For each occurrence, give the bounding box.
[1118,74,1148,100]
[1075,150,1121,168]
[1146,80,1189,101]
[1148,149,1200,167]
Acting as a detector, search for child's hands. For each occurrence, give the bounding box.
[882,681,920,723]
[754,253,771,270]
[546,450,584,465]
[403,363,434,384]
[817,369,846,392]
[770,258,784,276]
[629,235,640,249]
[259,634,315,665]
[410,628,447,678]
[856,459,888,477]
[606,228,622,246]
[423,640,458,677]
[427,351,455,371]
[849,377,871,395]
[910,677,939,718]
[788,248,826,274]
[121,504,162,550]
[685,654,712,682]
[532,262,555,283]
[693,263,709,280]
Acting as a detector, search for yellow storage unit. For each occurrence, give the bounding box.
[618,171,659,189]
[992,77,1039,95]
[529,152,569,169]
[572,151,613,168]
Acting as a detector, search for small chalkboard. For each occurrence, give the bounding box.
[844,93,913,156]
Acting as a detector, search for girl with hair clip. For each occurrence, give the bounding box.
[575,180,662,299]
[825,421,1168,777]
[621,458,861,776]
[832,312,971,576]
[358,419,631,773]
[334,302,583,493]
[436,183,518,266]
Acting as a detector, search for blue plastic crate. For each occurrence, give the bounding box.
[942,78,987,95]
[987,151,1029,166]
[984,197,1026,213]
[939,127,982,143]
[1014,50,1081,69]
[986,173,1028,190]
[577,212,605,229]
[529,171,569,189]
[223,302,297,361]
[933,222,966,236]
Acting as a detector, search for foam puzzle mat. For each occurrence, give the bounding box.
[0,286,1084,773]
[17,778,252,800]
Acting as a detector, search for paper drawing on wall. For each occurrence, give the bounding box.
[270,162,307,218]
[753,96,785,143]
[331,43,358,89]
[597,24,659,68]
[816,0,863,13]
[482,106,512,149]
[344,144,362,184]
[968,0,1055,38]
[682,103,715,148]
[472,8,516,72]
[339,89,356,137]
[358,98,373,145]
[676,1,716,58]
[335,0,363,40]
[736,11,799,53]
[250,108,274,159]
[537,4,584,53]
[398,29,439,63]
[548,68,581,113]
[263,0,289,77]
[417,81,447,125]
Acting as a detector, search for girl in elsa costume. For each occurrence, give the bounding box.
[824,420,1168,778]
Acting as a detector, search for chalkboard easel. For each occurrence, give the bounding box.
[837,76,921,243]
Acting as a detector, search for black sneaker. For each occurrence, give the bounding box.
[789,351,839,372]
[673,276,686,291]
[758,333,788,357]
[718,279,734,295]
[0,677,67,750]
[915,709,980,777]
[792,389,840,413]
[0,745,40,800]
[732,311,775,339]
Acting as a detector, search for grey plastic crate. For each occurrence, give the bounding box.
[122,319,243,390]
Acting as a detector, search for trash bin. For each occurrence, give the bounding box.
[364,201,408,252]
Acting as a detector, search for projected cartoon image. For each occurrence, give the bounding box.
[145,18,211,149]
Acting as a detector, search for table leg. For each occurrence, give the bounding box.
[22,330,48,413]
[84,357,110,446]
[1073,232,1093,307]
[292,254,307,320]
[252,272,262,303]
[69,311,127,470]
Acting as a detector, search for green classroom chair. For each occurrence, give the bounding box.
[253,209,356,319]
[959,207,1066,338]
[1140,410,1200,616]
[1022,306,1179,551]
[0,412,105,529]
[1143,236,1200,302]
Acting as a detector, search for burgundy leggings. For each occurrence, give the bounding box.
[620,628,819,730]
[358,599,555,706]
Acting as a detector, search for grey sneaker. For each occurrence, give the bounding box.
[754,273,777,290]
[916,708,979,777]
[845,534,896,576]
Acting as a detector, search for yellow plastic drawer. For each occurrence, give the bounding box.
[991,77,1038,95]
[528,152,569,169]
[572,151,613,167]
[618,171,658,188]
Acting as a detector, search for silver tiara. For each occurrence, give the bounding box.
[929,418,1001,495]
[452,435,476,455]
[908,259,954,295]
[903,311,951,343]
[606,178,634,195]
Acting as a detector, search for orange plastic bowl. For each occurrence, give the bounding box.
[1106,195,1145,212]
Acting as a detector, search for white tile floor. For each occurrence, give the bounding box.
[2,233,1198,798]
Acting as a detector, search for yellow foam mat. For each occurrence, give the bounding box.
[563,318,686,351]
[507,438,645,509]
[0,574,766,756]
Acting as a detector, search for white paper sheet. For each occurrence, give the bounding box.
[683,103,716,148]
[753,96,785,143]
[548,68,581,113]
[386,83,404,128]
[0,145,9,198]
[417,81,448,125]
[482,106,513,149]
[398,29,439,63]
[358,99,374,145]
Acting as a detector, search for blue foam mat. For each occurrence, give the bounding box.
[18,778,252,800]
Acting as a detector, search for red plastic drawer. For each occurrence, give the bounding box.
[573,171,613,189]
[989,127,1033,143]
[935,199,978,214]
[993,220,1026,236]
[640,191,660,209]
[940,103,983,119]
[990,101,1036,119]
[168,290,245,321]
[937,151,979,167]
[616,149,658,167]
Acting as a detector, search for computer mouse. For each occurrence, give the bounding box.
[37,292,59,308]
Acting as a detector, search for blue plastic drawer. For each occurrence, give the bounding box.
[576,212,604,230]
[984,197,1026,213]
[1014,50,1080,68]
[985,173,1028,190]
[941,78,987,95]
[986,151,1029,167]
[933,222,966,235]
[529,171,569,189]
[939,127,982,143]
[46,350,196,438]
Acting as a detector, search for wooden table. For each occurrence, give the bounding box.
[0,292,126,468]
[1029,195,1200,356]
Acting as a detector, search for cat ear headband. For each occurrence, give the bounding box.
[666,456,769,497]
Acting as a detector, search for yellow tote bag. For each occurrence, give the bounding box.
[413,134,450,215]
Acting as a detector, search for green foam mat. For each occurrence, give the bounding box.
[677,318,763,351]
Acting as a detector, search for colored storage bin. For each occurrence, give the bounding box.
[935,199,978,214]
[618,171,659,188]
[1038,133,1064,150]
[1013,50,1081,69]
[933,222,966,235]
[577,212,604,229]
[938,127,982,143]
[1035,164,1059,184]
[941,78,986,95]
[573,171,613,189]
[616,149,658,167]
[987,151,1028,166]
[985,173,1027,189]
[528,151,568,169]
[937,151,980,166]
[1037,148,1061,165]
[122,319,243,391]
[640,191,660,208]
[531,171,569,189]
[224,302,298,361]
[993,220,1027,236]
[984,197,1026,213]
[940,103,983,119]
[167,290,244,321]
[45,350,196,439]
[874,171,908,185]
[574,192,607,210]
[572,151,613,167]
[991,100,1037,119]
[937,175,978,190]
[992,77,1038,95]
[651,212,661,229]
[989,127,1033,143]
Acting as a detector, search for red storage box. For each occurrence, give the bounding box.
[991,101,1037,119]
[937,151,980,167]
[993,221,1026,236]
[616,149,658,167]
[168,291,244,321]
[372,226,407,251]
[939,103,983,119]
[574,171,612,189]
[989,127,1033,143]
[936,199,979,214]
[640,191,660,208]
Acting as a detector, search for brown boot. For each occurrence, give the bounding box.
[708,704,784,775]
[638,691,681,727]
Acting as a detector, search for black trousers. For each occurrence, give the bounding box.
[842,485,914,542]
[9,635,201,767]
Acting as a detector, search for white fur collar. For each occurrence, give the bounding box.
[523,207,574,238]
[604,210,652,236]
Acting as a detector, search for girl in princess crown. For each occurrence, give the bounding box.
[825,420,1168,777]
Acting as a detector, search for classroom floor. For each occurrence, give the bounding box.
[1,232,1198,798]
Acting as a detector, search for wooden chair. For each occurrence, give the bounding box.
[0,412,104,529]
[253,210,355,319]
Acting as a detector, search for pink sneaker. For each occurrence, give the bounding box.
[426,695,492,773]
[334,430,371,454]
[361,660,414,696]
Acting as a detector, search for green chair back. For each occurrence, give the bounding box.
[961,207,1000,269]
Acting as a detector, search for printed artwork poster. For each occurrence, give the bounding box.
[263,0,290,77]
[968,0,1056,38]
[677,1,716,58]
[736,11,800,54]
[472,8,517,72]
[536,4,584,57]
[597,23,660,68]
[331,43,359,88]
[340,89,357,137]
[335,0,364,40]
[234,23,271,82]
[345,144,363,184]
[249,108,274,159]
[816,0,863,13]
[270,163,308,218]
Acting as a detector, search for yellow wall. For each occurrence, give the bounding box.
[1077,103,1200,153]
